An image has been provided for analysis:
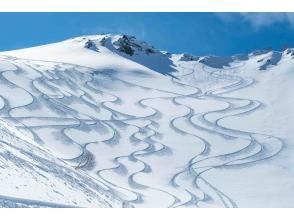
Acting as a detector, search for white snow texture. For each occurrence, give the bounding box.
[0,34,293,207]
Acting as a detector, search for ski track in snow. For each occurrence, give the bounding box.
[0,55,284,208]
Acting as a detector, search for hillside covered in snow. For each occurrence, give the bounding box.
[0,34,293,207]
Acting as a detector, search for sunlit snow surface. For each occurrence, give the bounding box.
[0,35,293,207]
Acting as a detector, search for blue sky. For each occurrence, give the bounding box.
[0,13,294,56]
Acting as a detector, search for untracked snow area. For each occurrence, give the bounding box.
[0,35,293,207]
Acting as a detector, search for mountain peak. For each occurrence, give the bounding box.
[68,34,159,57]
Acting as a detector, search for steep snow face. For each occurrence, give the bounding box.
[1,34,175,75]
[0,35,293,207]
[0,118,128,208]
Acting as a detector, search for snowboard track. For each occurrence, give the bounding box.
[0,55,284,208]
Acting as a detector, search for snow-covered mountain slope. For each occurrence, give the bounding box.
[0,34,293,207]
